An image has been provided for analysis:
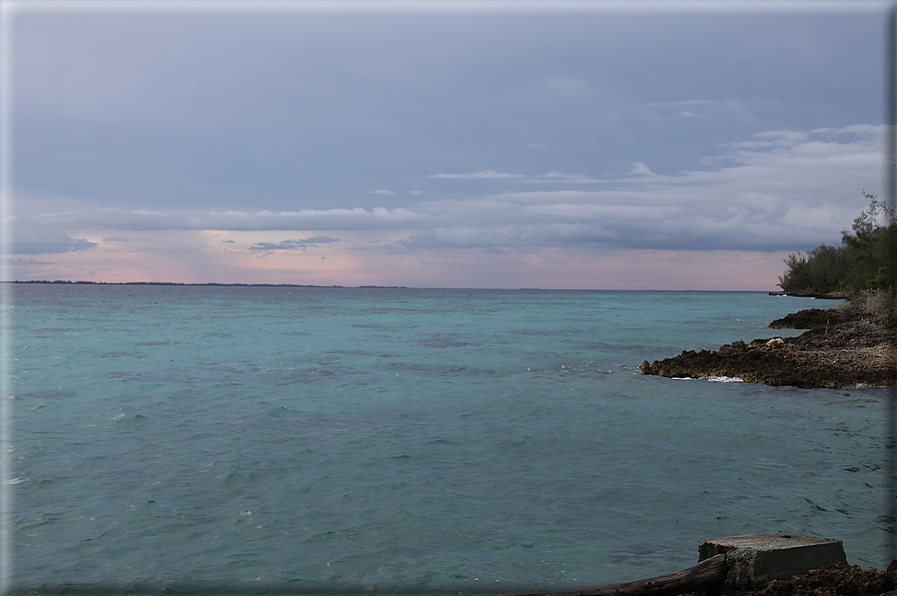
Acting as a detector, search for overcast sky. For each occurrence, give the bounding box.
[2,0,892,289]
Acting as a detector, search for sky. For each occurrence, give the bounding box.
[1,0,893,290]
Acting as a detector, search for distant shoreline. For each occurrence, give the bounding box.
[2,280,776,292]
[1,280,398,288]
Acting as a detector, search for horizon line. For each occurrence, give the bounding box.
[2,279,786,292]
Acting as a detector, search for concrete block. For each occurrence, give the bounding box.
[698,531,847,588]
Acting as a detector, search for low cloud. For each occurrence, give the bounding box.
[528,172,602,184]
[15,206,428,234]
[429,170,526,180]
[429,170,601,183]
[248,236,341,252]
[13,230,97,255]
[10,125,882,258]
[102,236,155,242]
[628,162,656,176]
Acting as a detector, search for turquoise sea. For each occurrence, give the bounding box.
[7,284,893,594]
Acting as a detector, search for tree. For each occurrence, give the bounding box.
[778,191,896,294]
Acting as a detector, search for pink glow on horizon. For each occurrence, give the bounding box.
[7,231,791,290]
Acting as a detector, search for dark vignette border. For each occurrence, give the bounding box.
[3,2,896,596]
[886,0,896,569]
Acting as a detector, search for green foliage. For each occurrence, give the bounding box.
[778,191,897,294]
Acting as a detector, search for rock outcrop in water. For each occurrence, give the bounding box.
[640,297,896,388]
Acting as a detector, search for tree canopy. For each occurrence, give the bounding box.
[778,191,896,295]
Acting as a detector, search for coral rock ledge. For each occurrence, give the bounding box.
[640,299,896,388]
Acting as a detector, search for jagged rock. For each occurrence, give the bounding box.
[768,308,853,331]
[641,301,896,388]
[727,560,897,596]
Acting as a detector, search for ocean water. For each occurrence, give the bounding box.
[7,284,893,595]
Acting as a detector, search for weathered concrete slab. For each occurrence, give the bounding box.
[698,531,847,588]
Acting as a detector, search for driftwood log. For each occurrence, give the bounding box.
[512,553,728,596]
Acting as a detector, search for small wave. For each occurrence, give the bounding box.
[707,376,744,383]
[672,376,744,383]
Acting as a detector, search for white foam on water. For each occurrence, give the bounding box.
[707,375,744,383]
[672,375,744,383]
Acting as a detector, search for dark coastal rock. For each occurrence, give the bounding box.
[768,291,850,300]
[640,300,896,388]
[768,307,853,331]
[727,560,897,596]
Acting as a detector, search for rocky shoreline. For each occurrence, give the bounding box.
[721,560,897,596]
[640,296,896,388]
